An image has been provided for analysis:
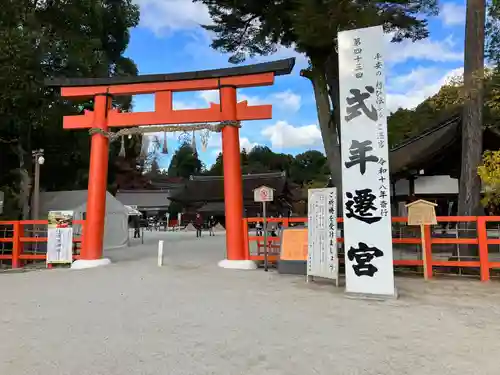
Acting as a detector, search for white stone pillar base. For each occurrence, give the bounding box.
[71,258,112,270]
[218,259,257,270]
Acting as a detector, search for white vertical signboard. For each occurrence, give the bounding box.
[338,25,395,297]
[307,188,338,285]
[47,210,74,264]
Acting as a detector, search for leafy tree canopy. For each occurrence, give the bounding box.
[387,68,500,147]
[204,146,330,186]
[194,0,438,198]
[0,0,140,218]
[167,143,203,178]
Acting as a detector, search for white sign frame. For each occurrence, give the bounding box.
[307,188,339,286]
[47,210,74,264]
[253,185,274,203]
[338,25,396,297]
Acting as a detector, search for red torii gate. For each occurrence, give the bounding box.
[45,58,295,268]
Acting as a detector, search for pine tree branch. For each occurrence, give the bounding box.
[0,137,18,144]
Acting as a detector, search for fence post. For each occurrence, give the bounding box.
[282,218,289,228]
[11,222,21,269]
[242,219,250,260]
[477,216,490,282]
[423,224,433,279]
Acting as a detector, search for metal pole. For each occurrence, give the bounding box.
[33,159,40,220]
[263,201,268,272]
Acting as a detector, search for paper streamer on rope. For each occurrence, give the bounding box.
[87,121,241,157]
[118,136,126,157]
[200,129,210,152]
[162,132,168,154]
[191,130,197,155]
[140,134,150,159]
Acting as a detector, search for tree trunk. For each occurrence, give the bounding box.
[301,63,343,214]
[13,142,32,220]
[458,0,485,256]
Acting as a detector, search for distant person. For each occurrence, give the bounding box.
[255,213,263,236]
[132,215,141,239]
[267,216,277,237]
[208,216,217,236]
[195,213,203,238]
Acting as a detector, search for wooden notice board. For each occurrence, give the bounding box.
[406,199,437,226]
[280,228,308,261]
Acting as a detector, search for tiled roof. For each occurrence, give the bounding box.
[389,115,460,176]
[170,172,289,202]
[389,113,500,178]
[115,190,170,209]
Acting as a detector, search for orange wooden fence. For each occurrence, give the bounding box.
[3,217,500,282]
[0,220,84,268]
[243,216,500,282]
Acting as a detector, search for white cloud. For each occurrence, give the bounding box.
[134,0,211,35]
[385,35,463,65]
[199,90,219,104]
[387,66,464,112]
[440,3,466,26]
[261,120,322,149]
[135,1,461,68]
[198,89,302,112]
[271,90,302,112]
[239,93,264,106]
[208,135,258,156]
[240,137,259,151]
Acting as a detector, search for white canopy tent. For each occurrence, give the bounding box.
[124,205,142,216]
[40,190,129,250]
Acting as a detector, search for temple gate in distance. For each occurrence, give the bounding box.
[45,58,295,269]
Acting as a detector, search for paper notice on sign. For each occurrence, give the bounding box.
[307,188,338,283]
[47,210,74,264]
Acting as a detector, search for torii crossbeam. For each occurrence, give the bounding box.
[45,58,295,268]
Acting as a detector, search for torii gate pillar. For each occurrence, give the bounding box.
[219,86,247,267]
[45,58,295,270]
[84,94,110,262]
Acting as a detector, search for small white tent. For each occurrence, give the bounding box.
[40,190,129,250]
[124,205,142,216]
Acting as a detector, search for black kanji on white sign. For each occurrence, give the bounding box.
[347,242,384,277]
[344,140,379,175]
[345,189,382,224]
[345,86,378,122]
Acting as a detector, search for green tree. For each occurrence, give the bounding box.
[145,157,162,178]
[0,0,140,218]
[205,145,329,186]
[477,150,500,208]
[290,150,329,185]
[206,152,224,175]
[168,143,203,178]
[196,0,438,205]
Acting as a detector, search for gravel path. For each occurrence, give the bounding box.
[1,231,500,375]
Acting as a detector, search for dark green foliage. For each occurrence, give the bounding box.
[0,0,140,218]
[167,143,203,178]
[196,0,438,63]
[193,0,438,199]
[204,146,329,186]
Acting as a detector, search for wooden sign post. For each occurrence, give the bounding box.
[405,199,437,280]
[253,185,275,272]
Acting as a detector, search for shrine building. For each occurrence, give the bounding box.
[389,113,500,216]
[169,171,296,224]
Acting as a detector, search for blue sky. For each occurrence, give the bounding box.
[127,0,467,169]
